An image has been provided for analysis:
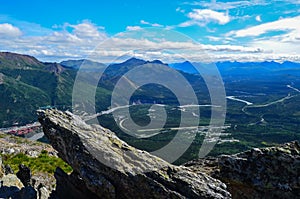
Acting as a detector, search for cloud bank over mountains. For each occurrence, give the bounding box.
[0,0,299,63]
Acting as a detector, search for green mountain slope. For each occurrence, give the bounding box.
[0,52,113,127]
[0,53,72,127]
[0,74,51,126]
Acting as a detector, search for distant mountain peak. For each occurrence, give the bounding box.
[122,57,146,65]
[169,61,198,74]
[147,59,168,65]
[127,57,144,61]
[0,52,36,60]
[0,51,44,69]
[121,57,167,66]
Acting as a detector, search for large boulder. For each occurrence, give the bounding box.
[0,173,24,198]
[0,155,24,198]
[0,158,48,199]
[38,109,231,199]
[185,142,300,199]
[1,174,24,189]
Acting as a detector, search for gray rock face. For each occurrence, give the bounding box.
[38,109,231,199]
[0,156,24,198]
[17,164,32,187]
[0,159,51,199]
[51,167,100,199]
[185,142,300,199]
[0,156,3,178]
[0,173,24,197]
[0,159,24,198]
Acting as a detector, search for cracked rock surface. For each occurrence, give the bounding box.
[38,109,231,199]
[185,142,300,199]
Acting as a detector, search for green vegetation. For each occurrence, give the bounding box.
[97,78,300,164]
[0,53,114,127]
[1,52,300,165]
[0,75,51,126]
[1,150,72,174]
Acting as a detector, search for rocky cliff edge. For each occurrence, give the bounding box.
[38,109,231,199]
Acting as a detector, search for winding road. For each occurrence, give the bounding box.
[228,84,300,125]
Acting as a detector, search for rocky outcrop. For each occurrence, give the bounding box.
[2,108,298,199]
[0,132,57,158]
[44,63,65,75]
[0,156,24,198]
[185,142,300,199]
[0,174,24,198]
[0,157,51,199]
[38,109,231,199]
[51,167,100,199]
[16,164,32,187]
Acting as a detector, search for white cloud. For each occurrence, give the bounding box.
[176,7,185,13]
[140,20,150,25]
[0,23,22,37]
[126,26,143,31]
[255,15,262,22]
[184,0,269,10]
[0,21,108,61]
[228,16,300,38]
[89,35,300,62]
[140,20,163,27]
[224,16,300,60]
[0,19,299,63]
[178,21,196,27]
[250,40,299,54]
[182,9,230,27]
[203,44,262,53]
[87,37,264,63]
[68,21,106,39]
[151,23,163,27]
[287,0,300,4]
[206,36,222,41]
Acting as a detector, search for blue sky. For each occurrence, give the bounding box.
[0,0,299,62]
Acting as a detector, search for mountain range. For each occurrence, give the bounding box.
[1,51,300,129]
